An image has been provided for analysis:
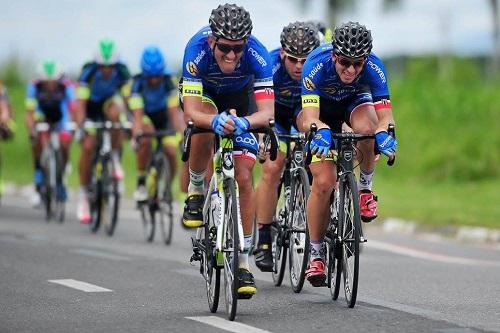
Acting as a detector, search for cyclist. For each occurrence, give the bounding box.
[129,46,184,203]
[74,39,131,223]
[300,22,397,286]
[25,60,75,206]
[253,22,320,272]
[0,81,14,140]
[180,3,274,298]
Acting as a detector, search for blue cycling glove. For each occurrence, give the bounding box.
[375,131,398,156]
[231,116,250,135]
[310,128,333,157]
[211,111,231,135]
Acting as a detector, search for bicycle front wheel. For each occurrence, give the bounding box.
[140,203,155,242]
[271,181,287,287]
[202,200,220,313]
[157,159,174,245]
[338,173,361,308]
[102,160,120,237]
[223,178,239,321]
[288,168,310,293]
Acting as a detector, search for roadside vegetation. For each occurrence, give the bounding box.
[1,56,498,228]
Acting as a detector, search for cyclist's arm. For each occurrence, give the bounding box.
[128,93,144,135]
[301,94,328,133]
[25,84,37,134]
[75,83,89,126]
[245,91,274,129]
[183,95,214,129]
[167,97,185,133]
[373,99,395,133]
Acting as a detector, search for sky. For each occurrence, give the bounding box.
[0,0,495,75]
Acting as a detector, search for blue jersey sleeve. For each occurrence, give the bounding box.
[245,36,273,87]
[361,53,390,100]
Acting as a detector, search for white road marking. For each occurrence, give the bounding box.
[48,279,112,292]
[369,240,500,267]
[186,316,273,333]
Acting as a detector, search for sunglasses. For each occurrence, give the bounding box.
[336,56,365,69]
[285,54,307,65]
[216,42,246,54]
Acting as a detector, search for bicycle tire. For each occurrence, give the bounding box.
[271,181,287,287]
[328,189,342,300]
[140,204,155,242]
[103,160,120,237]
[202,197,220,313]
[89,177,102,233]
[55,148,65,223]
[223,178,239,321]
[158,156,173,245]
[288,167,310,293]
[338,173,360,308]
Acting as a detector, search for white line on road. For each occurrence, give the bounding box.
[48,279,112,292]
[186,316,273,333]
[369,240,500,267]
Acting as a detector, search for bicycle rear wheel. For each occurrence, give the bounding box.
[338,173,360,308]
[288,168,310,293]
[89,175,102,233]
[223,178,239,321]
[55,149,65,223]
[271,180,287,286]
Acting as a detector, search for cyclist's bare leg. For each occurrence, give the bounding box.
[307,160,336,242]
[137,123,153,172]
[79,134,96,187]
[163,144,177,180]
[234,157,256,236]
[60,134,71,167]
[255,151,286,226]
[105,102,123,152]
[350,104,378,172]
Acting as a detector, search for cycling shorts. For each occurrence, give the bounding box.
[86,95,125,121]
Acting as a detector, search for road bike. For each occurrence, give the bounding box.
[185,120,278,321]
[85,120,130,236]
[35,122,72,222]
[306,124,395,307]
[136,130,175,244]
[267,133,310,293]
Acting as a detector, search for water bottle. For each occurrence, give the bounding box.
[210,189,221,226]
[146,167,157,197]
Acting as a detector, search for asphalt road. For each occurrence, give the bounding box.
[1,195,499,333]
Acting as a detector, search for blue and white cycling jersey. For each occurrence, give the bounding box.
[77,62,130,102]
[181,26,273,97]
[270,48,302,109]
[301,44,390,109]
[128,74,177,114]
[25,80,75,130]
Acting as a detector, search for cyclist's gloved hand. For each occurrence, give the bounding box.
[375,131,397,157]
[310,128,333,157]
[231,116,250,135]
[211,111,232,136]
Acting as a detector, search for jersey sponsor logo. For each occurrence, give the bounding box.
[235,136,257,146]
[322,87,337,95]
[367,60,386,83]
[302,97,319,104]
[307,62,323,80]
[248,47,267,67]
[280,88,292,97]
[186,62,198,76]
[303,77,316,91]
[183,89,201,95]
[194,50,206,65]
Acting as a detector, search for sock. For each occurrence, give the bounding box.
[239,235,253,269]
[358,169,374,191]
[310,240,325,261]
[257,223,271,245]
[137,172,146,186]
[187,168,206,194]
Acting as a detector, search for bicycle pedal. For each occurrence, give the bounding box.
[237,292,254,300]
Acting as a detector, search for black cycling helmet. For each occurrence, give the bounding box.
[280,21,320,58]
[333,21,372,58]
[209,3,253,41]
